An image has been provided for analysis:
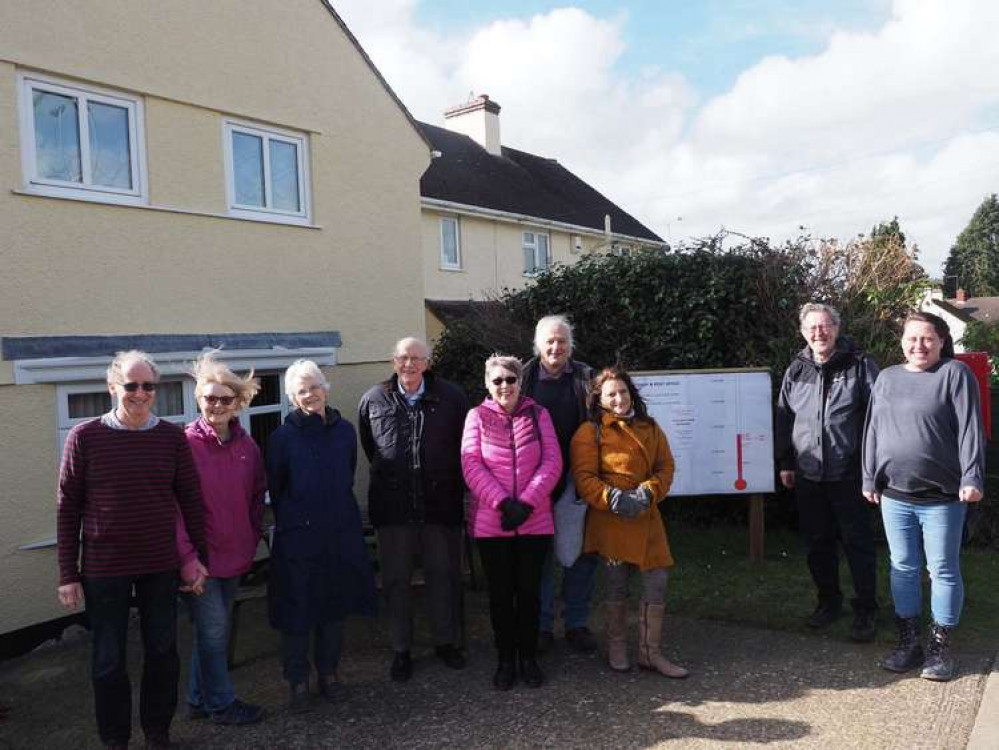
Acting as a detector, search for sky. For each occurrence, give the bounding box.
[334,0,999,277]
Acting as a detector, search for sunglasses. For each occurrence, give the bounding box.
[203,395,236,406]
[121,381,157,392]
[490,376,518,386]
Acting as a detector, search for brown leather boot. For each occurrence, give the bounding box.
[605,600,630,672]
[637,602,689,679]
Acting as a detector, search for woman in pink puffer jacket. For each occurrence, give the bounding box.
[462,354,562,691]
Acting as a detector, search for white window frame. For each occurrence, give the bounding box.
[523,230,551,276]
[17,71,147,205]
[223,119,311,225]
[439,216,462,270]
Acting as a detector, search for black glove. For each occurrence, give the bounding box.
[499,497,533,531]
[608,487,648,518]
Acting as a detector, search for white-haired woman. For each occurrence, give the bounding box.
[267,360,377,711]
[176,354,266,725]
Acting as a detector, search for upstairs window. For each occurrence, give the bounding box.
[19,73,146,204]
[523,231,550,276]
[224,120,310,224]
[440,217,461,270]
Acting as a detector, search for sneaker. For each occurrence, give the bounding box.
[493,659,517,691]
[212,698,264,726]
[537,631,555,655]
[565,626,598,653]
[186,703,209,720]
[850,610,877,643]
[434,644,467,670]
[807,600,843,629]
[390,650,413,682]
[519,657,544,688]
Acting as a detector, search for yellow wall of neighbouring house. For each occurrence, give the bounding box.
[0,0,430,634]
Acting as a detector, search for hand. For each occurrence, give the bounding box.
[608,488,645,518]
[780,470,795,489]
[959,486,983,503]
[862,491,881,506]
[499,498,533,531]
[179,559,209,595]
[58,583,84,610]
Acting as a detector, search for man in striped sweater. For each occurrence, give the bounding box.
[57,350,207,750]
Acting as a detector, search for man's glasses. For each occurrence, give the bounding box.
[394,356,427,364]
[802,324,837,333]
[203,395,235,406]
[121,382,157,392]
[491,376,518,386]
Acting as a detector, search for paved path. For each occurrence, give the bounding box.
[0,591,993,749]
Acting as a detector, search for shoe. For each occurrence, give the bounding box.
[390,650,413,682]
[881,616,924,673]
[519,657,544,688]
[318,674,347,703]
[921,621,956,681]
[637,602,689,679]
[807,599,843,629]
[605,601,630,672]
[288,682,313,714]
[493,658,517,691]
[212,698,264,725]
[144,735,176,749]
[434,644,467,670]
[565,626,598,653]
[850,610,877,643]
[537,631,555,655]
[186,703,209,720]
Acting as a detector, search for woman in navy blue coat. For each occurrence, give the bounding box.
[267,360,377,711]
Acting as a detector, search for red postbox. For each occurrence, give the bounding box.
[955,351,992,440]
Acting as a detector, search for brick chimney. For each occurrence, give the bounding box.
[956,288,969,303]
[444,94,501,156]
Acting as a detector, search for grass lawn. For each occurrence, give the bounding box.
[664,524,999,653]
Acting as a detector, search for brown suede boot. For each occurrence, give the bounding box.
[637,602,689,679]
[605,600,630,672]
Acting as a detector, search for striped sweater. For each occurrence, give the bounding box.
[57,418,207,585]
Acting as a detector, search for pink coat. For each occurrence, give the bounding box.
[461,396,562,539]
[177,418,266,579]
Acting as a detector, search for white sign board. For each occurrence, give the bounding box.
[634,369,775,496]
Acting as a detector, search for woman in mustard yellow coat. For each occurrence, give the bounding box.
[570,366,687,677]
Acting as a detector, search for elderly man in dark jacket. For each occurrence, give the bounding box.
[776,303,880,642]
[359,337,470,682]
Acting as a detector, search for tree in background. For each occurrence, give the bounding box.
[943,194,999,297]
[960,320,999,386]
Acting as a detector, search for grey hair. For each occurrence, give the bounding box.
[190,351,260,413]
[533,314,574,355]
[283,359,330,401]
[484,354,524,381]
[393,337,429,359]
[107,350,159,384]
[798,303,841,327]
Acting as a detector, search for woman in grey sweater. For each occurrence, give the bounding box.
[862,311,985,682]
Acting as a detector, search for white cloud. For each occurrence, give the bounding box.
[334,0,999,274]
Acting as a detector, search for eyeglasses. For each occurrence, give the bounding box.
[394,356,427,364]
[491,376,518,386]
[202,395,236,406]
[121,381,157,392]
[802,324,837,333]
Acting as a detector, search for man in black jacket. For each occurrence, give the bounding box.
[359,338,470,681]
[776,303,880,642]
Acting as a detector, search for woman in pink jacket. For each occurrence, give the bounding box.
[177,354,266,725]
[462,354,562,691]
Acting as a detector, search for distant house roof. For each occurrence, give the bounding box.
[931,297,999,324]
[418,122,663,243]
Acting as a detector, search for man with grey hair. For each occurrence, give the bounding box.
[359,337,470,682]
[776,303,880,641]
[523,315,598,654]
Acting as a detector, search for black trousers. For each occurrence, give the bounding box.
[476,535,552,659]
[795,476,877,612]
[82,570,179,745]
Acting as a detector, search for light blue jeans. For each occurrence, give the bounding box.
[880,496,967,627]
[185,576,239,713]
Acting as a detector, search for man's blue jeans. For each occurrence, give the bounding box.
[185,576,239,713]
[881,496,967,626]
[539,550,598,634]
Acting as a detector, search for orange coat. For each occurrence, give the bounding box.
[570,411,675,570]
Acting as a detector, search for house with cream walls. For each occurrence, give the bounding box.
[418,95,666,340]
[0,0,430,638]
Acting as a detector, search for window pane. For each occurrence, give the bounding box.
[88,101,132,189]
[68,391,111,419]
[251,375,281,406]
[154,381,185,416]
[524,243,536,274]
[269,139,300,212]
[232,132,264,206]
[33,90,82,182]
[538,234,550,269]
[250,411,282,464]
[441,219,458,266]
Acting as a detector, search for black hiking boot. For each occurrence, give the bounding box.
[881,616,924,673]
[807,599,843,629]
[920,622,956,681]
